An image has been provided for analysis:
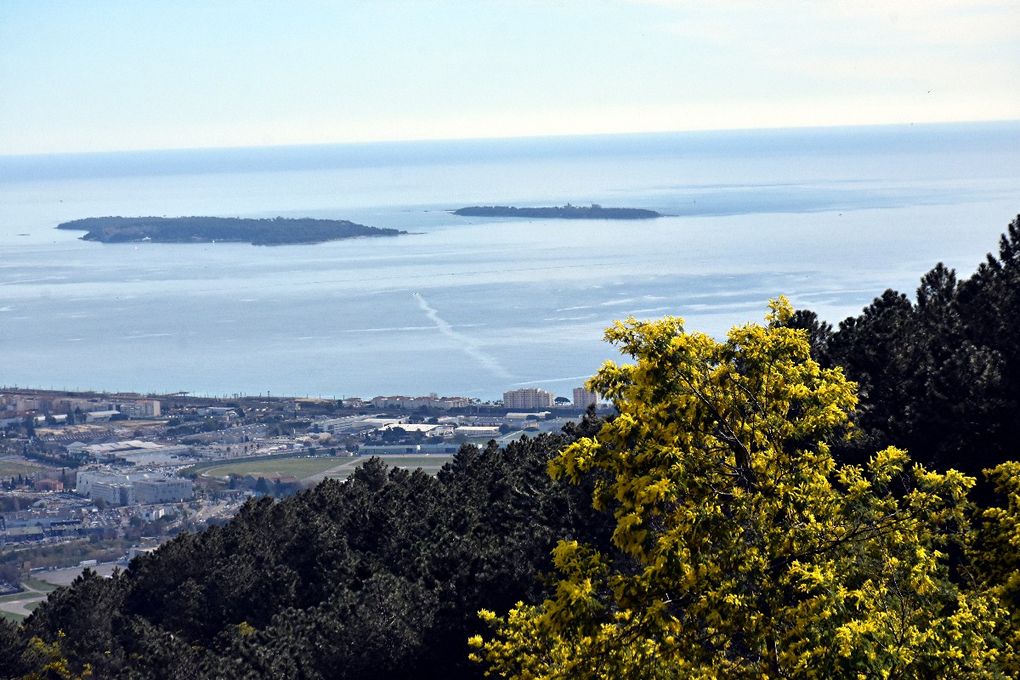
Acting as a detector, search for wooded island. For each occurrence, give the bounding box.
[57,216,406,246]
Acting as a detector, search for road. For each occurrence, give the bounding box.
[0,577,57,620]
[0,561,125,620]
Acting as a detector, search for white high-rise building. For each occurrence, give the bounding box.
[573,387,598,409]
[503,388,555,410]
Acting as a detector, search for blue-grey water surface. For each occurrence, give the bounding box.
[1,123,1018,399]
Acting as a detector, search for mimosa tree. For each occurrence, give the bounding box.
[472,298,1011,678]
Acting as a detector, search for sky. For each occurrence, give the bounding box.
[1,0,1018,155]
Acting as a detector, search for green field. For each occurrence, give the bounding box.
[200,456,346,480]
[22,578,58,594]
[0,460,46,477]
[0,591,31,604]
[199,454,454,482]
[319,455,453,480]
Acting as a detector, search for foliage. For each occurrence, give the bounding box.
[0,421,606,680]
[969,461,1020,676]
[790,215,1020,484]
[18,633,92,680]
[473,299,1013,678]
[0,618,28,678]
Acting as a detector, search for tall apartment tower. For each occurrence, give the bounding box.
[503,388,555,409]
[572,387,598,409]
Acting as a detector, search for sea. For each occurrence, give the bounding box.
[1,122,1018,400]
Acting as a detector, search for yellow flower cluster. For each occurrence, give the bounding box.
[473,298,1018,678]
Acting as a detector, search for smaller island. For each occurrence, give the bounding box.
[57,216,406,246]
[453,204,662,220]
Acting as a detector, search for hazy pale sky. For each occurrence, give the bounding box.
[1,0,1018,155]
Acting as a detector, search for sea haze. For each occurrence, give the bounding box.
[1,122,1018,399]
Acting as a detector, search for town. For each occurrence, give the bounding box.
[0,384,602,620]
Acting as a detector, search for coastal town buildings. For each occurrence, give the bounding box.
[369,394,473,410]
[0,393,161,420]
[1,385,611,583]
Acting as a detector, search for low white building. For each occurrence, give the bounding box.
[79,440,192,464]
[456,425,501,438]
[378,423,440,435]
[505,412,550,424]
[84,410,120,423]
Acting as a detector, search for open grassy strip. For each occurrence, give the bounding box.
[192,453,456,483]
[0,460,47,477]
[0,591,36,604]
[320,455,454,480]
[0,590,43,605]
[183,450,338,477]
[22,578,58,593]
[199,456,350,480]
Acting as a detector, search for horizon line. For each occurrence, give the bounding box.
[3,117,1018,161]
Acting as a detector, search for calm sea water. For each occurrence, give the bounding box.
[1,123,1018,399]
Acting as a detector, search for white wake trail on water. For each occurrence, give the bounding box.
[413,292,511,379]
